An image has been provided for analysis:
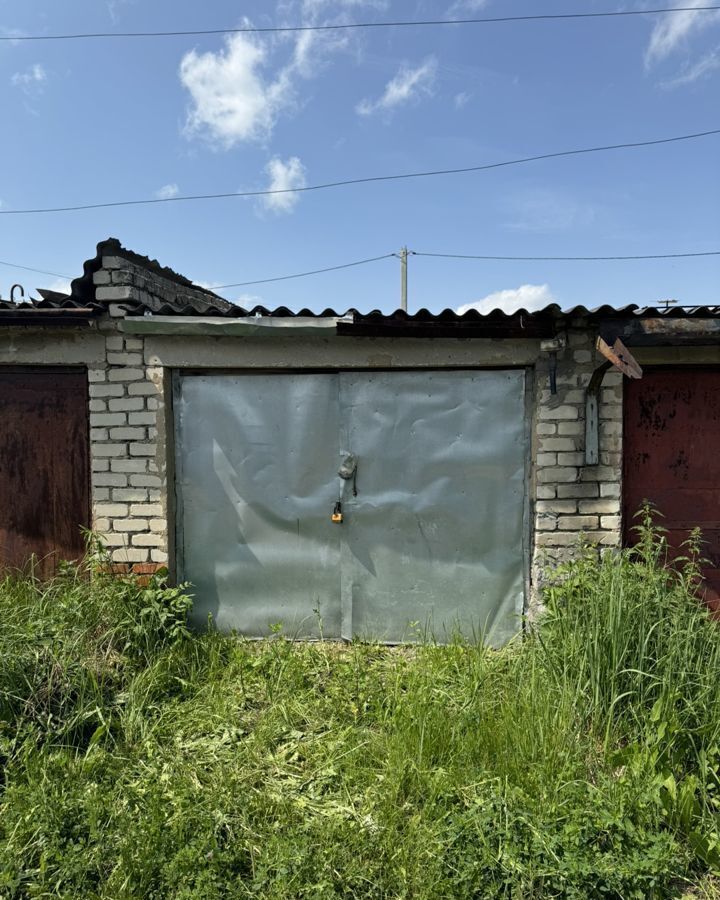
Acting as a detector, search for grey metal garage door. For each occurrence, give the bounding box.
[175,370,528,645]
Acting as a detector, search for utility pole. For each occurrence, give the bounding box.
[399,246,408,312]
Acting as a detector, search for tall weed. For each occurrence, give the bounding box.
[1,517,720,897]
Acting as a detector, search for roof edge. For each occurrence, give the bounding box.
[70,238,229,308]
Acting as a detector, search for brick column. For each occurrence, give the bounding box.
[89,332,168,571]
[531,328,623,606]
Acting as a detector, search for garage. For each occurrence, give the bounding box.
[174,368,529,644]
[623,368,720,606]
[0,367,90,576]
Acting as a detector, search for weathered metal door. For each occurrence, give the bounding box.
[624,369,720,606]
[175,370,528,643]
[0,368,90,575]
[176,374,342,637]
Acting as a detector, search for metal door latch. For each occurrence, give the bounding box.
[331,501,343,524]
[338,453,358,497]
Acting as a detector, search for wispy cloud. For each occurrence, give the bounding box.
[43,278,73,296]
[107,0,137,25]
[447,0,490,17]
[154,183,180,200]
[356,57,438,116]
[503,188,595,233]
[454,91,472,109]
[645,0,720,66]
[456,283,555,315]
[0,27,24,46]
[11,63,46,94]
[661,44,720,86]
[260,156,307,214]
[235,292,264,307]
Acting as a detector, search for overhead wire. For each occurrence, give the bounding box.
[0,259,71,279]
[2,7,720,41]
[414,250,720,262]
[213,254,396,289]
[2,247,717,296]
[210,248,720,292]
[1,128,718,216]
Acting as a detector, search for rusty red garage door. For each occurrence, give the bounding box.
[623,368,720,606]
[0,368,90,575]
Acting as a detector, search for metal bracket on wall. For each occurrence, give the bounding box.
[585,361,612,466]
[539,333,567,397]
[596,336,643,380]
[584,336,643,466]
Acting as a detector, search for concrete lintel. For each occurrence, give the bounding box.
[0,328,106,366]
[144,334,541,369]
[634,346,720,366]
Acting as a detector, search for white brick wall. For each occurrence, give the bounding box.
[531,329,623,606]
[89,328,168,569]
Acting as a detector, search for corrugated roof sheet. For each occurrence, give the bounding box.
[1,238,718,329]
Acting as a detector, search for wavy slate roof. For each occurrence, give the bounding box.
[1,237,718,331]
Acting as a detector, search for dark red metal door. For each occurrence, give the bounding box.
[0,368,89,575]
[624,369,720,607]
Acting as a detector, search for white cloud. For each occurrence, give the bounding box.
[447,0,490,17]
[356,57,438,116]
[661,44,720,86]
[11,63,46,93]
[456,284,556,315]
[235,292,264,306]
[180,32,291,147]
[261,156,307,213]
[454,91,471,109]
[180,2,385,149]
[645,1,720,66]
[43,278,73,296]
[154,183,180,200]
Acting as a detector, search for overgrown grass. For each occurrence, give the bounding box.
[2,513,720,897]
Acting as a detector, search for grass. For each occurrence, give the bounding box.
[2,511,720,897]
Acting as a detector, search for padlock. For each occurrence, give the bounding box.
[332,501,343,524]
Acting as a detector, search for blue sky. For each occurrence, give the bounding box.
[0,0,718,314]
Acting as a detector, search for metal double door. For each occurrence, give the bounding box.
[175,369,528,644]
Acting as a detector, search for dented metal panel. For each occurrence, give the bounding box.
[175,373,342,636]
[624,369,720,607]
[0,368,89,575]
[175,369,528,643]
[339,370,527,645]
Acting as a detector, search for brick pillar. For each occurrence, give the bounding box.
[89,332,168,571]
[530,328,623,610]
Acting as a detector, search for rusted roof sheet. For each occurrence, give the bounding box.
[0,288,102,325]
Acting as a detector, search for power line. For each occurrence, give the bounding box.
[1,128,718,217]
[1,245,716,297]
[2,7,719,41]
[415,250,720,262]
[0,259,71,279]
[212,247,720,292]
[214,254,396,289]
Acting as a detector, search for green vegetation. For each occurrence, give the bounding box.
[3,513,720,897]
